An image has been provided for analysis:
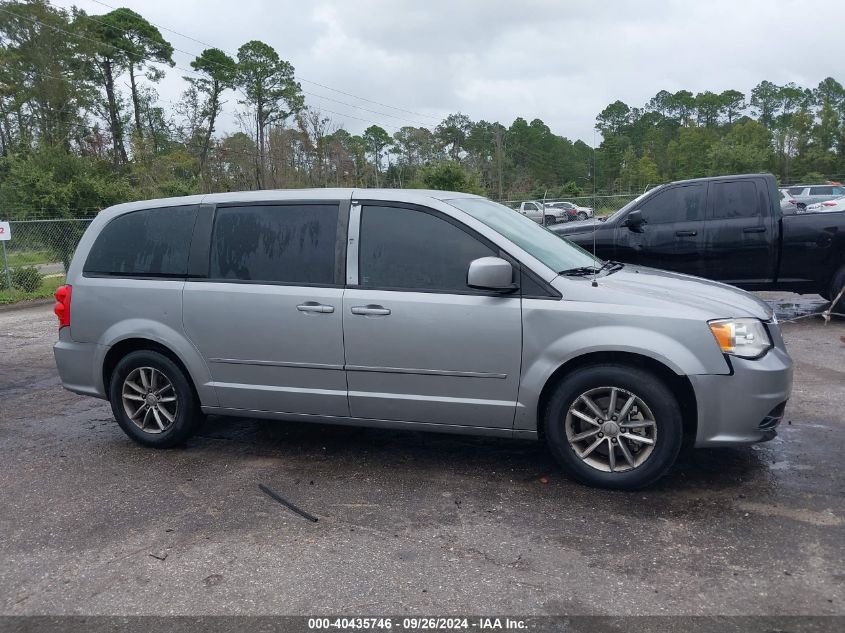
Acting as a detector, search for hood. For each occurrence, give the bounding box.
[560,265,774,321]
[551,218,604,234]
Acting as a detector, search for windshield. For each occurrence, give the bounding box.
[446,197,600,273]
[604,185,664,223]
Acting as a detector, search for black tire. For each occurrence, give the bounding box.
[544,215,556,226]
[108,350,202,448]
[828,263,845,312]
[544,364,683,490]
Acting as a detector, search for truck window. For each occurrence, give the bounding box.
[786,187,805,195]
[711,181,758,219]
[638,184,705,224]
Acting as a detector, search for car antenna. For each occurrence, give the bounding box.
[591,132,599,287]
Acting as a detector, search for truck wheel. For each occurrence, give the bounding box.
[829,264,845,312]
[108,350,202,448]
[577,211,588,221]
[544,215,556,226]
[544,364,683,490]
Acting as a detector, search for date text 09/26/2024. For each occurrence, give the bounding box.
[307,617,528,630]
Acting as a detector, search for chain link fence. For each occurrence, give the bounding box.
[1,219,92,299]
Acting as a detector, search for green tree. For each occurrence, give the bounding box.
[88,8,174,142]
[187,48,236,174]
[416,160,483,194]
[708,119,773,174]
[720,89,746,124]
[435,113,471,160]
[362,124,391,186]
[236,40,303,188]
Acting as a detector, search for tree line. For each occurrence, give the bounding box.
[1,0,843,221]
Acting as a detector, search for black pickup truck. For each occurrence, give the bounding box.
[551,173,845,307]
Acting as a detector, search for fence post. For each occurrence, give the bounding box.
[2,240,10,290]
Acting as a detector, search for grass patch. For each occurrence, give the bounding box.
[5,249,54,267]
[0,274,64,305]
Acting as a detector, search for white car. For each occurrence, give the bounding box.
[806,196,845,213]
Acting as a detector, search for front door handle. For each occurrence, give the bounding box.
[743,226,766,233]
[675,230,697,237]
[351,305,391,316]
[297,302,335,314]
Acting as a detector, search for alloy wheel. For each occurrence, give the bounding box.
[565,386,657,472]
[121,367,179,434]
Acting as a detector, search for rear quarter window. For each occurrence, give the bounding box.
[84,205,198,276]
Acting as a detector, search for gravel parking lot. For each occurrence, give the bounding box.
[0,299,843,617]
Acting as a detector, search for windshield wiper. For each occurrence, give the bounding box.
[558,261,624,277]
[558,266,601,276]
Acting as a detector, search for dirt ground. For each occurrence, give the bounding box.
[0,297,843,617]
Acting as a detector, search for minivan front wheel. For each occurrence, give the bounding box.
[544,364,683,489]
[109,350,202,448]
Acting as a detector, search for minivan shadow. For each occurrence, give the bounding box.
[194,415,775,493]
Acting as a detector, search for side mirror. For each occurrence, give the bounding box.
[467,257,518,292]
[625,209,646,232]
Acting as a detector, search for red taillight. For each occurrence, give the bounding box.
[822,201,837,207]
[54,284,72,329]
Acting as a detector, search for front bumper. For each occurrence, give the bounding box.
[689,345,793,447]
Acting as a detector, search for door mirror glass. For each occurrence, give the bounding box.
[625,209,646,232]
[467,257,516,292]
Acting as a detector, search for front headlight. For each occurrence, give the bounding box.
[708,318,772,359]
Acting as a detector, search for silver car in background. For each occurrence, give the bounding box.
[53,189,793,489]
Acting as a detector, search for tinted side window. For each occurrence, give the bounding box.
[787,187,805,195]
[809,186,832,195]
[84,205,198,276]
[639,184,705,224]
[832,187,845,196]
[210,204,338,285]
[358,205,495,292]
[711,181,759,219]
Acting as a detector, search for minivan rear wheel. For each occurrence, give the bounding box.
[109,350,202,448]
[544,364,683,489]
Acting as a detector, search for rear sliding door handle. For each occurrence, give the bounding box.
[351,305,391,316]
[743,226,766,233]
[675,230,697,237]
[297,303,335,314]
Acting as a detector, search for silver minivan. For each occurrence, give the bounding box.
[53,189,793,489]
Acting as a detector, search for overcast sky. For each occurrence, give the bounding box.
[54,0,845,144]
